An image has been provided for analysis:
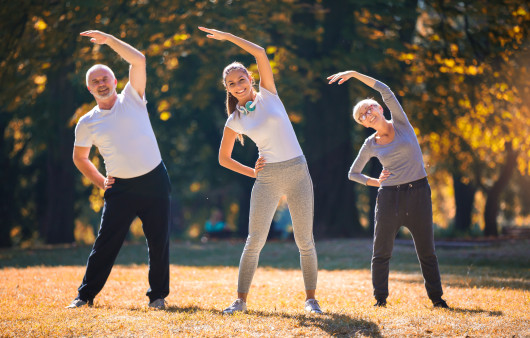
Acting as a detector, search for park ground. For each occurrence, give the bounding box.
[0,238,529,337]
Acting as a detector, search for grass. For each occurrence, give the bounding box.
[0,238,529,337]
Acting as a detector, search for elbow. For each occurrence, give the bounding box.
[218,155,229,168]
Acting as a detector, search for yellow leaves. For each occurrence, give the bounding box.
[159,112,171,121]
[288,112,302,124]
[157,100,170,112]
[74,221,95,245]
[166,57,179,70]
[89,186,104,213]
[189,182,201,192]
[161,84,169,93]
[173,33,189,42]
[266,46,277,54]
[398,53,415,61]
[513,7,527,16]
[33,17,47,31]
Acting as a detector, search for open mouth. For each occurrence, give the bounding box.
[98,88,109,95]
[235,88,246,95]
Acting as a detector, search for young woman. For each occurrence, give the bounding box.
[198,27,321,314]
[327,70,449,309]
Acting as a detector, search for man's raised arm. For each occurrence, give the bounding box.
[80,30,146,97]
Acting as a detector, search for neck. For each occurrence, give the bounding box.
[96,93,118,110]
[374,120,393,136]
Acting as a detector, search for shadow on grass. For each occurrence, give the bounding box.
[448,307,502,316]
[149,305,382,337]
[392,274,530,292]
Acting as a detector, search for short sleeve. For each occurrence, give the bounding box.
[74,118,92,147]
[225,114,243,134]
[259,84,279,98]
[122,81,147,106]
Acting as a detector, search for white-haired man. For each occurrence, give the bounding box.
[68,31,171,310]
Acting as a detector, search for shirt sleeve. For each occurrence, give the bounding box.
[122,81,147,106]
[258,84,279,98]
[74,118,93,147]
[374,81,412,130]
[348,139,373,185]
[225,114,243,134]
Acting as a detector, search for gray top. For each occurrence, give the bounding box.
[348,81,427,186]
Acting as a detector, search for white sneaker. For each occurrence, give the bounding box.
[223,298,247,314]
[304,299,323,314]
[148,298,167,310]
[66,298,93,309]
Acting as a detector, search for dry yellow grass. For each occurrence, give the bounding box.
[0,239,529,337]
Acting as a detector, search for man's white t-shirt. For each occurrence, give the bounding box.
[74,82,162,178]
[225,85,303,163]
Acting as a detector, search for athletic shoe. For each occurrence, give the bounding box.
[304,299,323,314]
[374,299,387,307]
[223,298,247,314]
[66,298,93,309]
[148,298,167,310]
[433,299,449,309]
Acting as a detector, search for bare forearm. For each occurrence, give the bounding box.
[219,157,255,178]
[74,158,106,189]
[225,34,266,59]
[105,35,145,66]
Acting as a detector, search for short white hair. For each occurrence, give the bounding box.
[353,98,380,124]
[85,64,115,87]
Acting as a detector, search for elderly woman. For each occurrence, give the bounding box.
[328,70,449,309]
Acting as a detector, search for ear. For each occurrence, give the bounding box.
[114,78,118,85]
[87,86,92,93]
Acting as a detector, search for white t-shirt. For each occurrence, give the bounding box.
[74,82,162,178]
[225,85,303,163]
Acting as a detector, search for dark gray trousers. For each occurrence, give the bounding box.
[372,177,443,302]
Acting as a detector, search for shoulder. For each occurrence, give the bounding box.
[76,107,97,125]
[120,81,147,105]
[258,85,279,99]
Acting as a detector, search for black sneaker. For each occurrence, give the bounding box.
[433,299,449,309]
[374,299,387,307]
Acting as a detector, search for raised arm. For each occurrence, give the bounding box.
[198,27,276,95]
[219,127,265,178]
[80,30,146,98]
[327,70,377,88]
[328,70,410,127]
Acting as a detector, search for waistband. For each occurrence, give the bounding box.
[381,177,428,191]
[114,161,166,183]
[263,155,306,169]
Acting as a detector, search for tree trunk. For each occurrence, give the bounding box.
[452,173,476,233]
[484,142,519,236]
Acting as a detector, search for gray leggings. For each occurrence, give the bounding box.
[237,155,318,293]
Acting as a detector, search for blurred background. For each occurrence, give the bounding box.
[1,0,529,248]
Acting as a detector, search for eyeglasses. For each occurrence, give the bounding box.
[359,105,378,122]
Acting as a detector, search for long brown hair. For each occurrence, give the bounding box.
[222,62,255,145]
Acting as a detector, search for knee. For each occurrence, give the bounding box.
[243,235,267,254]
[294,237,315,254]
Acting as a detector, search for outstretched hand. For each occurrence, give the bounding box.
[198,27,230,41]
[80,30,110,45]
[327,71,356,85]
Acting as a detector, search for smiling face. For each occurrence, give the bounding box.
[86,65,117,101]
[353,99,384,128]
[224,69,254,103]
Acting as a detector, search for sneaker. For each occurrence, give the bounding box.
[223,298,247,315]
[433,299,449,309]
[304,299,323,314]
[66,298,93,309]
[148,298,167,310]
[374,299,387,307]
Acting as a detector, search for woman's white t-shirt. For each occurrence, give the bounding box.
[225,85,303,163]
[74,82,162,178]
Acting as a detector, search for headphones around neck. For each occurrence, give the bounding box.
[236,95,260,115]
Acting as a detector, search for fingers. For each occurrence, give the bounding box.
[255,157,266,170]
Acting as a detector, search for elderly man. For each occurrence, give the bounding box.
[68,31,171,310]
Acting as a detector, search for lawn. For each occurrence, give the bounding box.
[0,238,529,337]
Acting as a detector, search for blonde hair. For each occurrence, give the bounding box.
[85,64,115,88]
[353,98,380,124]
[222,62,255,145]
